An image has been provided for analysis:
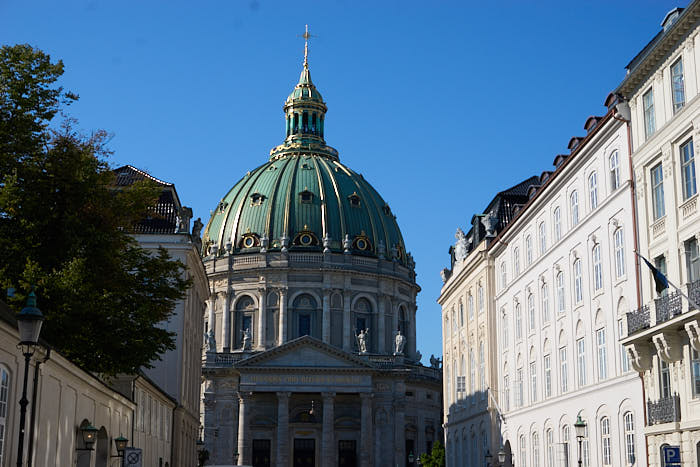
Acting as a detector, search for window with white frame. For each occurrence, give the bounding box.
[0,367,9,464]
[526,235,533,265]
[553,207,562,242]
[500,262,507,290]
[459,301,464,327]
[544,354,552,398]
[515,302,523,340]
[470,349,476,394]
[479,341,485,394]
[601,417,611,465]
[570,191,579,227]
[671,57,685,113]
[651,163,665,220]
[643,88,655,138]
[458,356,466,396]
[582,424,590,467]
[530,360,537,403]
[619,319,630,373]
[468,294,474,320]
[681,138,696,200]
[589,172,598,209]
[556,271,565,314]
[502,307,509,344]
[532,432,540,467]
[519,435,527,467]
[478,285,484,314]
[516,367,524,407]
[597,328,607,380]
[503,374,510,411]
[593,244,603,291]
[610,151,620,191]
[692,350,700,397]
[624,411,636,465]
[614,228,625,278]
[574,259,583,303]
[546,428,554,467]
[577,338,586,387]
[539,222,546,255]
[528,293,536,332]
[514,247,521,276]
[562,425,571,467]
[560,346,568,393]
[541,282,550,322]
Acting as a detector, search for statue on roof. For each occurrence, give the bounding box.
[454,228,468,262]
[394,329,406,355]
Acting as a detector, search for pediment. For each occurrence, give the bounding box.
[237,336,373,369]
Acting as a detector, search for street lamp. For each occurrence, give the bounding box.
[408,451,415,464]
[498,447,506,465]
[111,436,128,466]
[574,415,587,467]
[15,289,44,467]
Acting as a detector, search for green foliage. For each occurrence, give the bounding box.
[0,44,190,375]
[419,441,445,467]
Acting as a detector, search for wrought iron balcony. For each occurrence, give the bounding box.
[647,394,681,425]
[655,292,683,324]
[627,305,650,334]
[689,279,700,310]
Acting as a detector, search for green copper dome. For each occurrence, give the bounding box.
[203,60,408,265]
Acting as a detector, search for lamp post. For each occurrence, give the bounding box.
[15,290,44,467]
[111,436,128,467]
[574,415,587,467]
[498,447,506,466]
[407,451,414,465]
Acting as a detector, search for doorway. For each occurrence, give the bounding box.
[293,438,315,467]
[252,439,271,467]
[338,440,357,467]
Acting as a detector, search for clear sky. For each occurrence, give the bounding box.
[0,0,685,363]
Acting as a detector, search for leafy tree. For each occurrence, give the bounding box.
[419,441,445,467]
[0,44,190,375]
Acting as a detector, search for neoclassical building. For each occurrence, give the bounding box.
[619,4,700,465]
[200,48,441,467]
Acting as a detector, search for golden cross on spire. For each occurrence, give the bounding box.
[300,24,314,67]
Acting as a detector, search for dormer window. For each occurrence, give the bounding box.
[299,189,314,204]
[293,230,319,247]
[383,204,392,216]
[217,201,228,213]
[250,193,265,206]
[353,232,372,251]
[348,192,361,208]
[240,233,260,249]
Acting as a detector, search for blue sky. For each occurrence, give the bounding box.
[0,0,684,363]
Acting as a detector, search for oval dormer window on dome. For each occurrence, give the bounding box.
[240,233,260,249]
[293,230,319,247]
[250,193,265,206]
[383,204,392,216]
[218,201,228,213]
[353,232,372,251]
[348,192,361,208]
[299,189,314,204]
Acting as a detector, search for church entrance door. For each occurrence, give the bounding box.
[338,440,357,467]
[293,438,315,467]
[252,439,271,467]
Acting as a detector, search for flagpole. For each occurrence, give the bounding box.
[634,250,700,311]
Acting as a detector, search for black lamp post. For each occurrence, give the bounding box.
[497,447,506,466]
[111,436,128,466]
[15,290,44,467]
[574,415,587,467]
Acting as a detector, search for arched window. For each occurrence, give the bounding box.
[501,262,507,290]
[513,247,521,276]
[469,349,476,394]
[545,428,554,467]
[601,416,611,465]
[553,207,562,242]
[0,367,9,464]
[592,244,603,291]
[235,295,256,348]
[519,434,527,467]
[478,285,484,314]
[501,307,509,344]
[589,172,598,209]
[526,235,533,265]
[445,364,451,406]
[294,294,319,339]
[574,259,583,303]
[515,302,523,340]
[614,228,626,278]
[610,151,620,190]
[354,298,373,351]
[624,412,636,465]
[556,271,565,314]
[561,425,570,467]
[459,356,466,398]
[570,190,579,227]
[560,346,568,393]
[468,294,474,320]
[532,432,540,467]
[479,341,485,394]
[459,301,464,327]
[539,222,547,255]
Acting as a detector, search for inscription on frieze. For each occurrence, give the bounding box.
[241,373,369,386]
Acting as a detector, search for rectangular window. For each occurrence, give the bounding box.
[651,163,665,220]
[557,272,565,314]
[660,359,671,398]
[503,375,510,411]
[528,294,536,332]
[541,283,550,322]
[570,191,579,227]
[562,426,570,467]
[577,338,586,387]
[687,237,700,283]
[516,368,524,407]
[671,58,685,113]
[681,138,696,200]
[500,262,507,290]
[589,172,598,209]
[539,222,547,255]
[692,350,700,397]
[619,319,630,373]
[560,347,568,393]
[593,245,603,291]
[478,286,484,314]
[515,304,523,340]
[553,207,562,242]
[574,259,583,304]
[468,295,474,320]
[544,354,552,398]
[615,228,626,278]
[479,342,486,394]
[470,351,476,394]
[520,435,527,467]
[546,429,554,467]
[502,308,509,344]
[610,151,620,191]
[530,361,537,403]
[624,412,636,465]
[643,88,655,138]
[526,235,533,265]
[596,329,607,380]
[601,418,611,465]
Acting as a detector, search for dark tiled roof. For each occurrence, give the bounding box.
[113,165,173,188]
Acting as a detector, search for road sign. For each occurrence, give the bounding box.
[662,445,681,467]
[123,448,142,467]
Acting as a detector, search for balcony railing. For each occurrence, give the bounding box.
[627,305,650,334]
[689,279,700,310]
[647,394,681,425]
[655,291,683,325]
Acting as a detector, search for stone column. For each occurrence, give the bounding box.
[322,392,335,466]
[202,382,217,462]
[360,393,373,467]
[278,289,287,346]
[223,291,233,352]
[237,392,251,465]
[394,398,405,465]
[377,295,386,354]
[206,294,216,335]
[343,291,352,351]
[257,288,266,350]
[322,290,331,343]
[276,392,290,467]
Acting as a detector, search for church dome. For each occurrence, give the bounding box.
[203,56,408,265]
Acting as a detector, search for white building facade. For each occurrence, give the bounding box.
[619,4,700,465]
[491,109,646,467]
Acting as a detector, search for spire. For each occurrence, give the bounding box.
[302,24,311,68]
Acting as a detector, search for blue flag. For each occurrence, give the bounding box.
[640,255,669,295]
